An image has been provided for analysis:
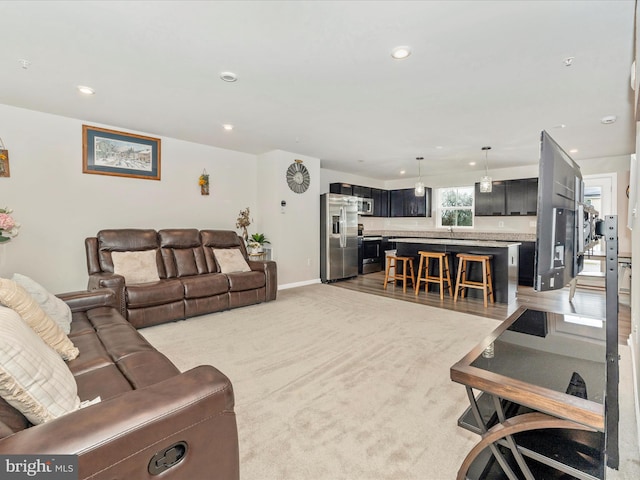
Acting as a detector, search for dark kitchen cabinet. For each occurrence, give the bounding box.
[474,181,507,216]
[371,188,389,217]
[506,178,538,216]
[353,185,372,198]
[389,188,431,217]
[518,241,536,286]
[329,183,353,195]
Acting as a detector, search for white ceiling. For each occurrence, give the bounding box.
[0,0,636,180]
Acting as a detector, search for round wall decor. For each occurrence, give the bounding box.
[286,160,310,194]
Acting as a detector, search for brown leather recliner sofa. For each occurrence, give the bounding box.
[0,288,239,480]
[85,229,277,328]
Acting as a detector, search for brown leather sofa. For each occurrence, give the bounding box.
[85,229,277,328]
[0,288,239,480]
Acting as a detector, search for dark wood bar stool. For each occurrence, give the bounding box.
[454,253,494,307]
[383,255,416,293]
[415,251,452,299]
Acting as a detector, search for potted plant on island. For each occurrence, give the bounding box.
[247,233,270,255]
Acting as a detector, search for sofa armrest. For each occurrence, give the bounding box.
[0,365,239,480]
[88,272,126,317]
[57,288,117,313]
[248,259,277,301]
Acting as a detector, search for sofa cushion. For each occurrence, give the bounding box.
[226,271,266,292]
[181,273,229,299]
[214,249,251,273]
[0,278,79,360]
[112,250,161,285]
[0,306,81,425]
[11,273,72,334]
[125,278,184,308]
[159,229,208,278]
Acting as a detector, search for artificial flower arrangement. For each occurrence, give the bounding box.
[247,233,270,253]
[199,170,210,195]
[0,207,20,242]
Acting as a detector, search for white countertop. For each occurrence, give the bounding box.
[392,237,521,248]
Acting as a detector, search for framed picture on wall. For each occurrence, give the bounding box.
[82,125,161,180]
[0,149,9,178]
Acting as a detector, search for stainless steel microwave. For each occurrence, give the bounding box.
[357,197,373,215]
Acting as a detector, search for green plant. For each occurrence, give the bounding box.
[249,233,270,245]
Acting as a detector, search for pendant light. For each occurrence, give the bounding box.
[414,157,425,197]
[479,146,492,193]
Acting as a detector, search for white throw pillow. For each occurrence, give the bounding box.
[213,248,251,273]
[0,278,79,361]
[11,273,72,334]
[0,306,81,425]
[111,250,160,285]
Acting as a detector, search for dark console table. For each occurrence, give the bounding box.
[451,306,610,479]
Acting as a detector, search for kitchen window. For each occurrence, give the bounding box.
[436,186,474,228]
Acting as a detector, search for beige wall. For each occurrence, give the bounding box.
[0,104,322,292]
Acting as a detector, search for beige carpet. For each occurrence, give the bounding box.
[139,284,640,480]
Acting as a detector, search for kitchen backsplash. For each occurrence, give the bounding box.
[360,214,537,242]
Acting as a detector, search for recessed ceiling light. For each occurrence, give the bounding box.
[77,85,95,95]
[435,146,444,150]
[469,161,476,166]
[569,148,578,154]
[554,124,566,129]
[601,115,617,125]
[400,170,406,175]
[391,46,411,60]
[222,124,234,131]
[220,72,238,82]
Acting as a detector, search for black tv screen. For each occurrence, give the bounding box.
[534,131,584,291]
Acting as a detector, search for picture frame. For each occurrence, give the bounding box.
[0,149,9,178]
[82,125,161,180]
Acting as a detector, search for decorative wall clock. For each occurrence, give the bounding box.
[286,159,310,194]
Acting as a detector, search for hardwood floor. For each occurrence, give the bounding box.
[330,271,631,345]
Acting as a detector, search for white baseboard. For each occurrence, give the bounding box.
[629,333,640,459]
[278,278,321,290]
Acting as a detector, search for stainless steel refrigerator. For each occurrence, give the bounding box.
[321,193,359,282]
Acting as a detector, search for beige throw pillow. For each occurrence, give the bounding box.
[0,306,81,424]
[11,273,72,334]
[111,250,160,285]
[0,278,79,361]
[213,248,251,273]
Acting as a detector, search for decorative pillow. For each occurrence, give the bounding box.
[11,273,72,334]
[0,306,80,425]
[0,278,79,361]
[213,248,251,273]
[111,250,160,285]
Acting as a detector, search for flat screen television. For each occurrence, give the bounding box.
[534,131,586,291]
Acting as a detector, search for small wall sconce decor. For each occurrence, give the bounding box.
[0,137,9,178]
[199,169,210,195]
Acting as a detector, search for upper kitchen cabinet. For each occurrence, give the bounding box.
[352,185,372,198]
[329,182,354,195]
[506,178,538,216]
[371,188,388,217]
[474,181,507,216]
[389,188,431,217]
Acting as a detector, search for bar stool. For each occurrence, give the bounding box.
[415,251,452,299]
[383,255,416,293]
[454,253,494,307]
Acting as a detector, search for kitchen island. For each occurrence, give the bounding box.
[392,238,520,304]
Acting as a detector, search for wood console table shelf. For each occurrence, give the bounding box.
[451,306,609,480]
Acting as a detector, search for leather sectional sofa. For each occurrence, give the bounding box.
[0,288,239,479]
[85,229,277,328]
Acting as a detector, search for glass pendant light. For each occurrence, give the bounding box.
[414,157,425,197]
[479,146,492,193]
